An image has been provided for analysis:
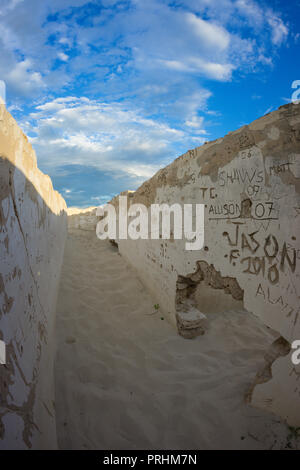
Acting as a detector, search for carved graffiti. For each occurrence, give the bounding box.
[208,202,240,217]
[269,162,292,175]
[208,201,278,221]
[255,283,300,324]
[199,187,217,199]
[223,223,297,284]
[218,167,264,187]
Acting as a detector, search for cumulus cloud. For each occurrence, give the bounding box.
[5,59,44,96]
[23,97,200,185]
[0,0,289,103]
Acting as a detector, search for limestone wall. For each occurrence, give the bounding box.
[111,103,300,425]
[67,206,98,231]
[0,105,67,449]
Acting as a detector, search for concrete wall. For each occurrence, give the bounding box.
[0,105,67,449]
[110,103,300,425]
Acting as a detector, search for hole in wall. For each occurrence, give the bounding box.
[176,260,244,315]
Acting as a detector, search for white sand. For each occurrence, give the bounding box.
[54,229,291,450]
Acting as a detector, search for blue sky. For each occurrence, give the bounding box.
[0,0,299,207]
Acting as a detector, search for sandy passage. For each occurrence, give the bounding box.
[54,229,290,450]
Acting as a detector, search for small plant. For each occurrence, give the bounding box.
[145,303,160,316]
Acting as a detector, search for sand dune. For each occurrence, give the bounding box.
[54,229,292,450]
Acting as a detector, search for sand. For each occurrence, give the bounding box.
[54,229,292,450]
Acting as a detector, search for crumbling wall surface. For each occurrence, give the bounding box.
[0,105,67,449]
[113,103,300,424]
[67,206,98,231]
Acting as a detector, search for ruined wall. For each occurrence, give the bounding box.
[67,206,98,231]
[0,105,67,449]
[112,103,300,425]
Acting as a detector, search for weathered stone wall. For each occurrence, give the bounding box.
[111,103,300,425]
[0,105,67,449]
[67,206,98,231]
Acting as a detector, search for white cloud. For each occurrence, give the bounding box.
[5,59,44,95]
[185,115,205,130]
[160,57,234,80]
[185,13,230,51]
[189,57,234,81]
[58,52,69,62]
[23,97,196,184]
[267,12,289,46]
[235,0,264,27]
[59,37,73,47]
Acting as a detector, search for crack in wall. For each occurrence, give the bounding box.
[0,108,67,449]
[8,167,48,329]
[0,158,50,447]
[0,339,40,448]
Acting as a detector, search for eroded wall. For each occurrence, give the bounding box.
[67,206,98,231]
[0,105,67,449]
[111,103,300,424]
